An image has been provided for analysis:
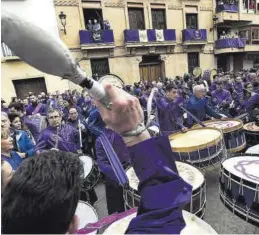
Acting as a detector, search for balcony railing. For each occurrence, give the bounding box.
[216,4,239,13]
[215,38,246,49]
[124,29,176,44]
[182,29,207,44]
[79,30,115,45]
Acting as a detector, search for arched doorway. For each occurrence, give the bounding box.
[139,55,165,82]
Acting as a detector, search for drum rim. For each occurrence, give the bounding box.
[220,156,259,186]
[227,141,247,153]
[169,127,223,152]
[243,122,259,132]
[192,118,243,134]
[77,200,99,224]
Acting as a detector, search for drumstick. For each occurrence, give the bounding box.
[55,126,60,149]
[1,10,110,109]
[179,105,206,127]
[78,119,83,149]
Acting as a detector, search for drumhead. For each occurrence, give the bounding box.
[79,156,94,178]
[246,145,259,154]
[243,122,259,132]
[75,200,98,230]
[126,161,204,192]
[193,119,243,133]
[103,210,217,234]
[222,156,259,185]
[169,128,222,152]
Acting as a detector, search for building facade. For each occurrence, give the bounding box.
[1,0,259,101]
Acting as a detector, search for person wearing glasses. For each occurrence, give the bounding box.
[156,84,188,136]
[35,109,80,154]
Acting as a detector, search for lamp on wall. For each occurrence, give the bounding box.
[210,15,219,32]
[59,11,67,34]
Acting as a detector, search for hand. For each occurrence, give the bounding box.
[221,116,228,120]
[95,84,150,146]
[50,148,59,151]
[181,127,188,133]
[78,123,85,130]
[34,113,41,117]
[251,92,256,96]
[17,152,26,158]
[96,84,144,134]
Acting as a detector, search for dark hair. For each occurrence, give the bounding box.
[2,151,84,234]
[8,102,24,112]
[165,84,177,92]
[8,113,20,124]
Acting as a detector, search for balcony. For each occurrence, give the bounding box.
[216,4,239,13]
[79,30,115,57]
[182,29,207,45]
[124,29,176,55]
[214,38,259,54]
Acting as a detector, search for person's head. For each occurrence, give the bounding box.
[235,76,242,83]
[47,109,62,127]
[1,112,10,130]
[193,85,206,99]
[216,81,223,91]
[72,96,77,104]
[213,75,219,82]
[165,84,178,100]
[1,129,13,153]
[69,108,78,121]
[64,100,70,108]
[8,102,25,117]
[245,83,253,93]
[41,92,46,97]
[1,160,13,192]
[30,95,38,106]
[23,99,29,106]
[2,151,84,234]
[11,97,18,103]
[8,114,22,130]
[58,98,64,106]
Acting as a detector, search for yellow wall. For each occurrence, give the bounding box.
[1,61,71,103]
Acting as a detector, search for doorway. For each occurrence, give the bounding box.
[13,77,47,99]
[139,55,165,82]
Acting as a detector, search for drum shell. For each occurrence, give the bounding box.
[219,157,259,226]
[124,163,206,218]
[243,129,259,147]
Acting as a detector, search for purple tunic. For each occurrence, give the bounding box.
[211,89,233,106]
[96,128,130,183]
[78,136,192,234]
[156,97,185,136]
[35,124,80,153]
[26,103,48,116]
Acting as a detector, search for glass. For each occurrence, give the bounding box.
[48,115,60,120]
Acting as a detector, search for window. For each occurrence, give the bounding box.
[188,53,199,73]
[252,28,259,44]
[83,8,103,30]
[128,8,145,30]
[186,14,198,29]
[90,58,110,77]
[1,42,15,58]
[242,0,256,13]
[151,9,166,29]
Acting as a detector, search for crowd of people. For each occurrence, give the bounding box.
[1,68,259,234]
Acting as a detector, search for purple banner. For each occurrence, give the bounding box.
[215,38,246,49]
[182,29,207,42]
[216,4,239,13]
[79,30,114,44]
[124,29,176,43]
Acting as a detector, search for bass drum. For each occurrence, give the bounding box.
[103,210,217,235]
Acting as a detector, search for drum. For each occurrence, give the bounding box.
[29,115,47,133]
[219,156,259,225]
[103,210,217,235]
[79,155,100,192]
[75,200,98,232]
[124,162,206,218]
[169,128,225,168]
[243,122,259,147]
[246,145,259,155]
[193,119,246,153]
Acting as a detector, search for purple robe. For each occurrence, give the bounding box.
[233,82,244,95]
[211,89,233,106]
[35,124,80,153]
[77,136,192,234]
[209,82,217,92]
[222,81,232,91]
[26,103,48,116]
[156,97,185,136]
[244,93,259,111]
[95,128,130,183]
